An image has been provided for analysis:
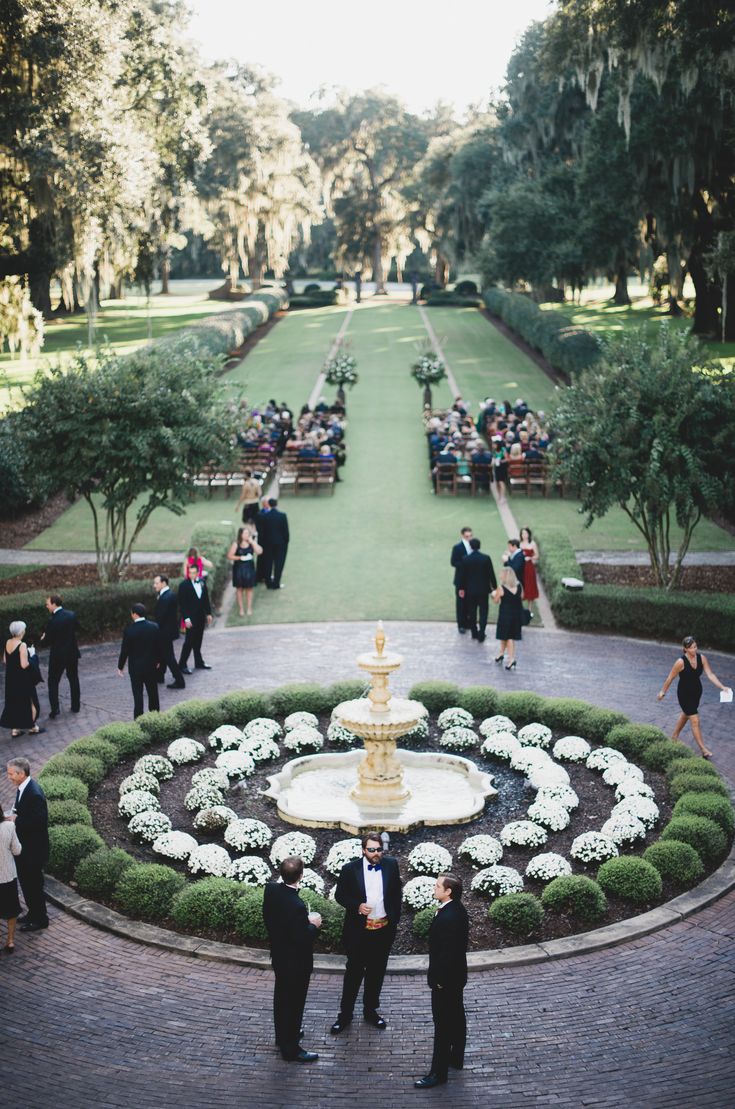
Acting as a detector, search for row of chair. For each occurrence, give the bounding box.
[434,458,564,497]
[278,455,337,494]
[192,450,276,497]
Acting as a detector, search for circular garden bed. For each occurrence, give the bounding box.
[39,680,734,955]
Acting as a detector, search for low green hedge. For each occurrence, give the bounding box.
[606,724,671,761]
[596,857,663,904]
[660,815,728,866]
[496,691,546,728]
[289,290,339,308]
[666,758,723,784]
[136,710,184,745]
[640,740,696,773]
[217,691,274,727]
[93,722,149,759]
[39,753,106,788]
[407,681,460,713]
[114,862,186,921]
[534,697,592,734]
[269,683,333,717]
[48,823,105,879]
[577,706,629,743]
[65,737,119,772]
[673,792,735,836]
[456,686,500,718]
[47,799,92,827]
[298,889,345,947]
[172,698,227,735]
[483,287,601,377]
[643,840,705,889]
[38,774,89,804]
[412,905,435,940]
[74,847,136,899]
[153,291,287,358]
[425,291,483,308]
[170,877,244,931]
[489,892,544,936]
[669,773,729,803]
[233,886,268,941]
[541,875,607,924]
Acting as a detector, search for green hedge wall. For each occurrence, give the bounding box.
[151,290,287,359]
[483,287,601,378]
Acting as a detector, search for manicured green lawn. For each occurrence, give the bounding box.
[0,564,44,580]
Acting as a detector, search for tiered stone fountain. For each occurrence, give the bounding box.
[264,623,496,833]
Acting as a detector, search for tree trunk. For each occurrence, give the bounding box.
[612,262,631,306]
[423,384,433,408]
[29,271,52,317]
[688,251,720,337]
[723,273,735,342]
[248,255,265,290]
[337,385,346,405]
[160,254,170,295]
[108,276,124,300]
[434,254,448,288]
[373,235,387,295]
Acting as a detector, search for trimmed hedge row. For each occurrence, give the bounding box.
[538,528,735,651]
[425,291,483,308]
[151,289,287,358]
[483,287,601,378]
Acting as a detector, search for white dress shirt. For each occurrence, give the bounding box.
[362,856,386,920]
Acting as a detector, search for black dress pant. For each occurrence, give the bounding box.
[158,640,185,686]
[48,654,80,713]
[257,547,272,584]
[268,546,287,589]
[179,622,205,668]
[130,669,160,719]
[466,593,489,640]
[454,588,467,631]
[16,856,48,925]
[430,985,466,1079]
[339,928,392,1016]
[273,964,311,1059]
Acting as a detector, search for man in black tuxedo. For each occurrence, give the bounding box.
[450,527,473,633]
[457,538,497,643]
[261,497,290,590]
[7,757,49,931]
[503,537,526,592]
[41,594,81,718]
[331,832,402,1034]
[414,874,469,1089]
[263,856,323,1063]
[153,574,185,689]
[178,564,213,672]
[117,603,162,719]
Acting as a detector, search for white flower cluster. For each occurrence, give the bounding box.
[128,810,172,842]
[517,723,552,749]
[612,795,659,829]
[526,798,571,832]
[327,722,360,747]
[225,818,272,852]
[270,831,317,867]
[458,834,503,868]
[480,731,520,760]
[283,725,324,754]
[118,789,160,819]
[134,754,174,781]
[119,771,159,796]
[167,737,205,765]
[244,718,283,741]
[439,726,478,752]
[536,784,579,811]
[208,724,245,750]
[325,838,362,876]
[437,707,473,730]
[152,830,198,860]
[241,733,280,763]
[602,761,643,787]
[615,778,655,802]
[284,711,319,731]
[471,865,524,897]
[525,853,572,881]
[227,855,271,885]
[411,354,444,386]
[479,715,516,737]
[408,842,452,876]
[188,843,231,877]
[184,782,225,812]
[552,736,591,763]
[500,821,548,848]
[191,767,230,791]
[570,831,619,863]
[586,747,626,772]
[325,352,358,386]
[192,806,238,833]
[526,763,571,791]
[403,875,437,911]
[215,750,256,779]
[299,868,325,896]
[600,812,647,846]
[510,747,549,774]
[402,715,429,743]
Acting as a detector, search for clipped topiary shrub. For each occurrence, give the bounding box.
[74,847,136,899]
[536,697,591,733]
[489,892,544,936]
[456,686,500,718]
[325,680,369,710]
[673,793,735,837]
[643,839,704,890]
[606,724,670,761]
[596,856,662,904]
[173,698,227,734]
[37,775,89,804]
[640,740,694,773]
[114,862,185,921]
[541,875,607,925]
[233,886,267,941]
[170,877,243,931]
[269,683,332,716]
[65,736,119,772]
[454,280,479,296]
[47,800,92,827]
[496,691,544,727]
[666,758,722,784]
[39,753,105,788]
[669,773,729,803]
[93,722,149,759]
[412,905,435,941]
[577,706,629,743]
[48,824,105,879]
[137,711,182,745]
[217,691,273,727]
[660,815,728,866]
[298,889,345,947]
[407,681,460,713]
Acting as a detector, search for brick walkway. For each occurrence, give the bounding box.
[1,622,733,1107]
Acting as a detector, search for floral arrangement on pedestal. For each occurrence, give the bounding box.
[411,347,447,408]
[324,339,358,399]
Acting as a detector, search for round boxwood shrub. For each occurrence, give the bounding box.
[640,740,694,773]
[170,877,243,931]
[454,280,479,296]
[218,691,273,727]
[298,889,345,947]
[48,824,105,879]
[325,680,370,711]
[660,815,728,867]
[457,686,499,719]
[174,698,227,735]
[37,774,89,804]
[412,905,435,941]
[496,691,544,727]
[643,840,704,890]
[65,736,119,772]
[137,710,182,745]
[233,886,268,941]
[39,753,105,788]
[93,722,149,759]
[541,875,607,925]
[535,697,590,733]
[666,758,722,784]
[114,862,185,921]
[577,706,629,743]
[489,893,544,936]
[606,724,670,761]
[596,857,662,904]
[75,847,136,899]
[407,681,460,713]
[303,282,321,293]
[669,773,729,803]
[47,799,92,827]
[269,683,331,716]
[673,793,735,837]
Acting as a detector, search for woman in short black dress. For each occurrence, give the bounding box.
[1,621,42,737]
[0,801,22,952]
[658,635,732,759]
[492,567,524,670]
[227,526,263,618]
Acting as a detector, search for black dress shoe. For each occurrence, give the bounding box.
[21,920,49,932]
[17,913,28,924]
[195,663,212,670]
[71,707,80,713]
[363,1011,387,1030]
[330,1015,352,1034]
[49,711,60,719]
[414,1074,446,1089]
[167,682,186,690]
[458,628,467,634]
[284,1049,318,1063]
[180,666,192,675]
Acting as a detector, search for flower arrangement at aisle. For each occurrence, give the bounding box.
[408,842,453,875]
[458,834,503,867]
[118,789,160,818]
[325,838,361,876]
[128,810,172,843]
[403,875,438,911]
[324,339,358,393]
[193,805,238,833]
[188,843,231,877]
[525,853,572,881]
[471,865,524,897]
[227,856,272,885]
[225,818,272,852]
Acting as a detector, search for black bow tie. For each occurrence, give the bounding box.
[367,863,382,871]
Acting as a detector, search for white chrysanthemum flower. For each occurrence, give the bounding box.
[243,717,283,741]
[152,830,198,860]
[602,761,644,787]
[128,810,172,842]
[403,876,438,911]
[224,818,272,852]
[215,749,256,779]
[402,715,429,743]
[586,747,627,772]
[270,831,317,867]
[283,725,324,754]
[184,783,225,812]
[612,796,659,829]
[600,812,647,846]
[119,771,160,797]
[188,843,231,877]
[480,731,521,760]
[437,707,473,730]
[500,820,548,848]
[208,724,245,750]
[284,711,320,731]
[167,737,206,765]
[192,806,238,833]
[327,722,360,747]
[526,764,571,791]
[439,726,478,752]
[325,838,362,876]
[471,865,523,897]
[536,784,579,810]
[407,842,452,875]
[118,789,160,819]
[227,855,271,885]
[615,778,656,802]
[527,798,571,832]
[299,868,326,895]
[570,831,619,863]
[510,747,551,774]
[134,754,174,780]
[191,767,231,791]
[552,736,591,763]
[479,715,517,737]
[458,834,503,868]
[517,723,553,749]
[525,853,572,881]
[240,734,280,763]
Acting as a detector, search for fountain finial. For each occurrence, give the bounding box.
[374,621,385,658]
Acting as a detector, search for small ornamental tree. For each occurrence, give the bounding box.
[550,327,735,589]
[19,343,239,581]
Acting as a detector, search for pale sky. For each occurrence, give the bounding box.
[186,0,556,114]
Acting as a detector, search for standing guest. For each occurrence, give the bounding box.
[1,622,44,737]
[519,526,540,614]
[25,629,44,723]
[450,527,474,634]
[414,874,469,1089]
[261,498,290,590]
[491,437,508,502]
[0,800,22,952]
[503,537,526,593]
[657,636,731,759]
[182,546,213,580]
[236,470,261,525]
[117,604,162,719]
[178,564,213,673]
[457,539,497,643]
[354,270,362,303]
[153,575,185,690]
[228,526,263,618]
[492,567,524,670]
[331,832,402,1034]
[6,757,49,932]
[263,856,322,1064]
[41,595,80,718]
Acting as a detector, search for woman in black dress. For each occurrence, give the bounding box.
[658,635,732,759]
[0,800,22,952]
[227,526,263,618]
[1,621,43,738]
[491,567,524,670]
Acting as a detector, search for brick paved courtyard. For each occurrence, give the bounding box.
[1,621,734,1107]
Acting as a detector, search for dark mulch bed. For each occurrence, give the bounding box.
[0,562,181,597]
[1,492,72,549]
[581,562,735,594]
[85,717,690,954]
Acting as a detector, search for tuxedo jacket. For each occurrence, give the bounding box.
[428,898,469,990]
[154,588,180,643]
[14,778,49,865]
[450,541,471,588]
[508,548,526,589]
[260,508,290,550]
[335,855,402,947]
[457,551,497,596]
[178,578,212,626]
[118,619,162,677]
[263,881,317,975]
[43,608,80,661]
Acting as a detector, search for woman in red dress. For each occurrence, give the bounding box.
[520,526,539,612]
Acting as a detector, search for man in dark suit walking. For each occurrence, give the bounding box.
[450,527,473,633]
[261,497,290,590]
[7,756,49,931]
[457,538,497,643]
[41,594,81,718]
[503,537,526,592]
[414,874,469,1089]
[153,574,185,689]
[178,564,213,672]
[263,855,323,1063]
[117,604,162,719]
[331,832,402,1034]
